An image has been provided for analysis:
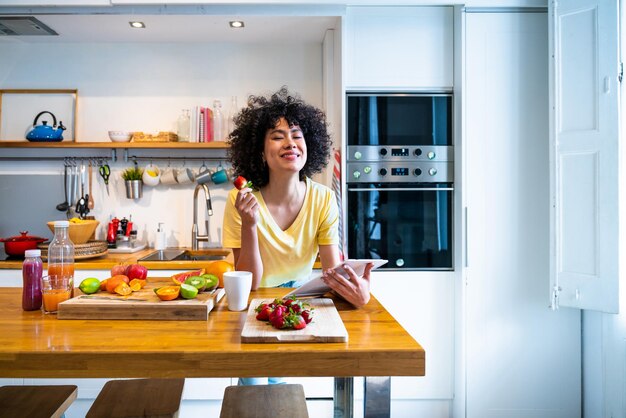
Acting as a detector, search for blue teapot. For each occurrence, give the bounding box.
[26,111,66,142]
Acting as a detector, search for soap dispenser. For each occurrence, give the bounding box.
[155,223,166,250]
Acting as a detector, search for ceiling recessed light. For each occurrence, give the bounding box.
[129,21,145,29]
[229,21,244,28]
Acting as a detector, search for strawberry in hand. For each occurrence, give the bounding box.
[234,176,254,190]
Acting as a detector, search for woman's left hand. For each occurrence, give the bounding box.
[321,263,373,308]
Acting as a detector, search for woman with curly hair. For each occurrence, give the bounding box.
[222,87,372,308]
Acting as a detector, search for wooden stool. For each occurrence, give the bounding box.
[220,384,309,418]
[0,385,77,418]
[86,378,184,418]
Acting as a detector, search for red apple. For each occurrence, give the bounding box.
[125,263,148,280]
[110,263,127,277]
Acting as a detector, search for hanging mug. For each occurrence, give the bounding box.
[176,167,196,184]
[210,167,229,184]
[142,163,161,186]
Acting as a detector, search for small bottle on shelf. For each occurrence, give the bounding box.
[213,100,225,142]
[22,249,43,311]
[177,109,190,142]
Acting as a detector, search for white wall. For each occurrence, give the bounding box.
[0,41,324,247]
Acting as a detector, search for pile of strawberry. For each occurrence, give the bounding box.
[255,297,313,330]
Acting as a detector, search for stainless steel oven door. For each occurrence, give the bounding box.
[347,185,453,270]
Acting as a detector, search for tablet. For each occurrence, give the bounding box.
[283,259,388,298]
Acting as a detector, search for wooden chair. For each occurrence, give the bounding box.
[220,384,309,418]
[86,378,184,418]
[0,385,78,418]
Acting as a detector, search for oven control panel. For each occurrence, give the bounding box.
[347,145,453,162]
[347,162,453,183]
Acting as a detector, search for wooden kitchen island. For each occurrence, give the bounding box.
[0,286,425,416]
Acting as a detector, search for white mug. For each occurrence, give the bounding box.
[160,168,178,185]
[142,164,160,186]
[223,271,253,311]
[176,167,196,184]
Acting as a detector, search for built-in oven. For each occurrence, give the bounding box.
[345,93,454,270]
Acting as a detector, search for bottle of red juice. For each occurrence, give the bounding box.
[22,249,43,311]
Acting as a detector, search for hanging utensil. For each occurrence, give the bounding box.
[99,162,111,196]
[68,163,76,207]
[74,164,81,207]
[56,163,70,212]
[75,162,89,219]
[88,161,95,210]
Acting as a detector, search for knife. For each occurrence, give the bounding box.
[78,295,147,302]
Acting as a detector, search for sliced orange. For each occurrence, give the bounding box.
[155,286,180,301]
[129,279,146,291]
[114,282,132,296]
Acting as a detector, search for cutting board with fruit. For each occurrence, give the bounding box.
[57,278,225,321]
[241,298,348,343]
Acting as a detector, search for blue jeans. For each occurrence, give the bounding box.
[276,280,297,288]
[238,377,287,385]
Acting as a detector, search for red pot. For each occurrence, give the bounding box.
[0,231,48,257]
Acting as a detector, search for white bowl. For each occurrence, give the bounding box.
[108,131,133,142]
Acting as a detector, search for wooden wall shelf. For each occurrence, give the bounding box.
[0,141,229,149]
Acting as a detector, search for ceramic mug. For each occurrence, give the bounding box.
[223,271,253,311]
[160,168,178,185]
[142,164,160,186]
[196,168,212,185]
[176,167,196,184]
[211,168,229,184]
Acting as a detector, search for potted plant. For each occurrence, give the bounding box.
[122,166,144,199]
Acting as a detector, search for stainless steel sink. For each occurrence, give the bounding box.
[138,249,228,262]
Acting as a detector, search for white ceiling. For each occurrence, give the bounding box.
[0,14,339,43]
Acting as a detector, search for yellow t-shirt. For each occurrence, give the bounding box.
[222,177,339,287]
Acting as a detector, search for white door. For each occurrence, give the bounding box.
[549,0,621,312]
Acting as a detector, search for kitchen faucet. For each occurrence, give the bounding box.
[192,183,213,250]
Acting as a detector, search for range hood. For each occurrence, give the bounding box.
[0,16,57,36]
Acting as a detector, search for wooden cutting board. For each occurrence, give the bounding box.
[57,278,224,321]
[241,298,348,343]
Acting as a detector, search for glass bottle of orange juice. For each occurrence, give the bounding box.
[47,220,75,296]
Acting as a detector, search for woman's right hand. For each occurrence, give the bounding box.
[235,187,259,226]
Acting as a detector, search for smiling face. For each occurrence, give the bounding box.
[263,117,307,178]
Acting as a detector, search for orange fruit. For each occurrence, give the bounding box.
[155,286,180,301]
[106,275,130,294]
[204,261,234,288]
[114,282,132,296]
[100,279,108,291]
[171,269,205,285]
[129,279,146,291]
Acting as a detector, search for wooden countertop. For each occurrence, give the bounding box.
[0,248,323,271]
[0,248,233,270]
[0,286,425,379]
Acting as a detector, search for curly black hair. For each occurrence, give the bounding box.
[227,86,333,188]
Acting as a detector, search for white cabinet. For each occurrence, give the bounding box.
[463,11,580,418]
[345,6,453,90]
